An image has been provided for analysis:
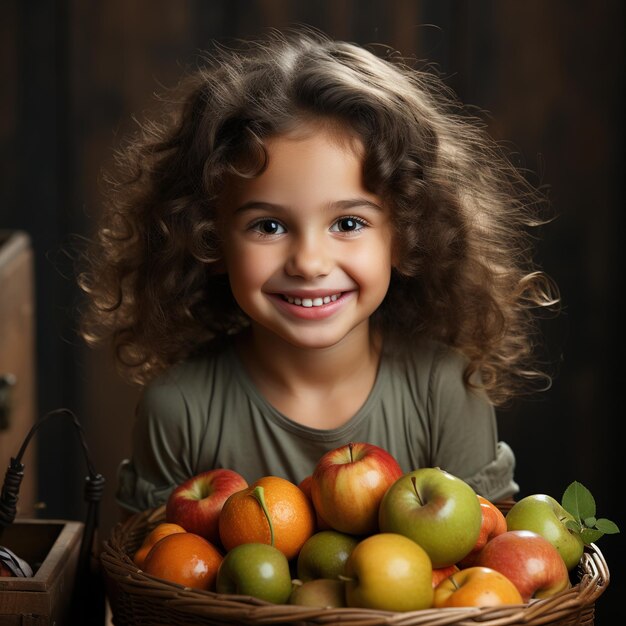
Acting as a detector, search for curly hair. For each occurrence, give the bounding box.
[78,27,559,406]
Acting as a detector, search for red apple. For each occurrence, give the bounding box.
[310,442,403,536]
[165,468,248,544]
[459,495,507,567]
[474,530,570,602]
[505,494,584,571]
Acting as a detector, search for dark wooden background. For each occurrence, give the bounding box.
[1,0,623,621]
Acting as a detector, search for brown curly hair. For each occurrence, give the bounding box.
[78,28,558,406]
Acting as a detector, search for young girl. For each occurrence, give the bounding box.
[79,29,558,515]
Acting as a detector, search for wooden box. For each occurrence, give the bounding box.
[0,519,83,625]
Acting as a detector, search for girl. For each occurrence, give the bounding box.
[79,29,558,515]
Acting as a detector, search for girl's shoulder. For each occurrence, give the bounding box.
[142,334,237,399]
[383,337,479,404]
[386,337,468,378]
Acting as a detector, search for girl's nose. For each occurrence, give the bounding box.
[285,233,332,279]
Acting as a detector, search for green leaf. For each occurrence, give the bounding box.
[583,516,597,527]
[580,528,604,544]
[595,518,620,534]
[562,481,596,520]
[564,519,581,533]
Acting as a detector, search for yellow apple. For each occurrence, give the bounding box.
[343,533,433,611]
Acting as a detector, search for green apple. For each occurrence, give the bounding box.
[296,530,359,582]
[378,467,482,568]
[289,578,346,607]
[343,533,433,611]
[215,543,292,604]
[505,494,584,571]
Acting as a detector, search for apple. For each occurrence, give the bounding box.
[289,578,346,608]
[378,467,482,568]
[343,532,433,611]
[431,564,459,588]
[433,566,523,607]
[165,468,248,544]
[474,530,570,602]
[505,494,584,571]
[215,542,292,604]
[459,495,508,567]
[310,442,403,536]
[297,530,359,582]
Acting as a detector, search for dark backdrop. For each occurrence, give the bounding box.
[1,0,623,621]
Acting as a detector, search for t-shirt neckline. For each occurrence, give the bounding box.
[226,342,386,441]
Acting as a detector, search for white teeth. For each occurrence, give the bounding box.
[284,293,341,307]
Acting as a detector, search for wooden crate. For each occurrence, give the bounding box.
[0,519,83,625]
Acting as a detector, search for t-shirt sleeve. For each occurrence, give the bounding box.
[427,347,519,501]
[116,381,196,513]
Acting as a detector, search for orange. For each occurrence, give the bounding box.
[219,475,316,560]
[142,532,223,591]
[459,495,508,567]
[298,475,331,530]
[433,566,523,607]
[133,522,187,568]
[431,564,460,588]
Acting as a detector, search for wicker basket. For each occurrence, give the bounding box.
[101,504,610,626]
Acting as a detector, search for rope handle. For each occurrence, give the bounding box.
[0,408,105,536]
[0,407,105,536]
[0,408,107,624]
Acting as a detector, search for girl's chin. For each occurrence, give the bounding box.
[250,321,370,352]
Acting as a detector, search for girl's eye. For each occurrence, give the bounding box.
[331,216,367,233]
[250,219,286,235]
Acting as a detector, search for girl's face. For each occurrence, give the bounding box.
[218,124,394,352]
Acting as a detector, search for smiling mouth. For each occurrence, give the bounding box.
[281,293,341,308]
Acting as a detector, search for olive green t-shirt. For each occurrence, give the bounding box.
[116,337,519,513]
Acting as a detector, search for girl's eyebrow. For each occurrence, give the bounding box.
[234,198,384,213]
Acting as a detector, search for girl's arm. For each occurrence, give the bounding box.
[427,346,519,502]
[115,382,197,514]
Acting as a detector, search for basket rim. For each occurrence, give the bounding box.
[101,505,610,626]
